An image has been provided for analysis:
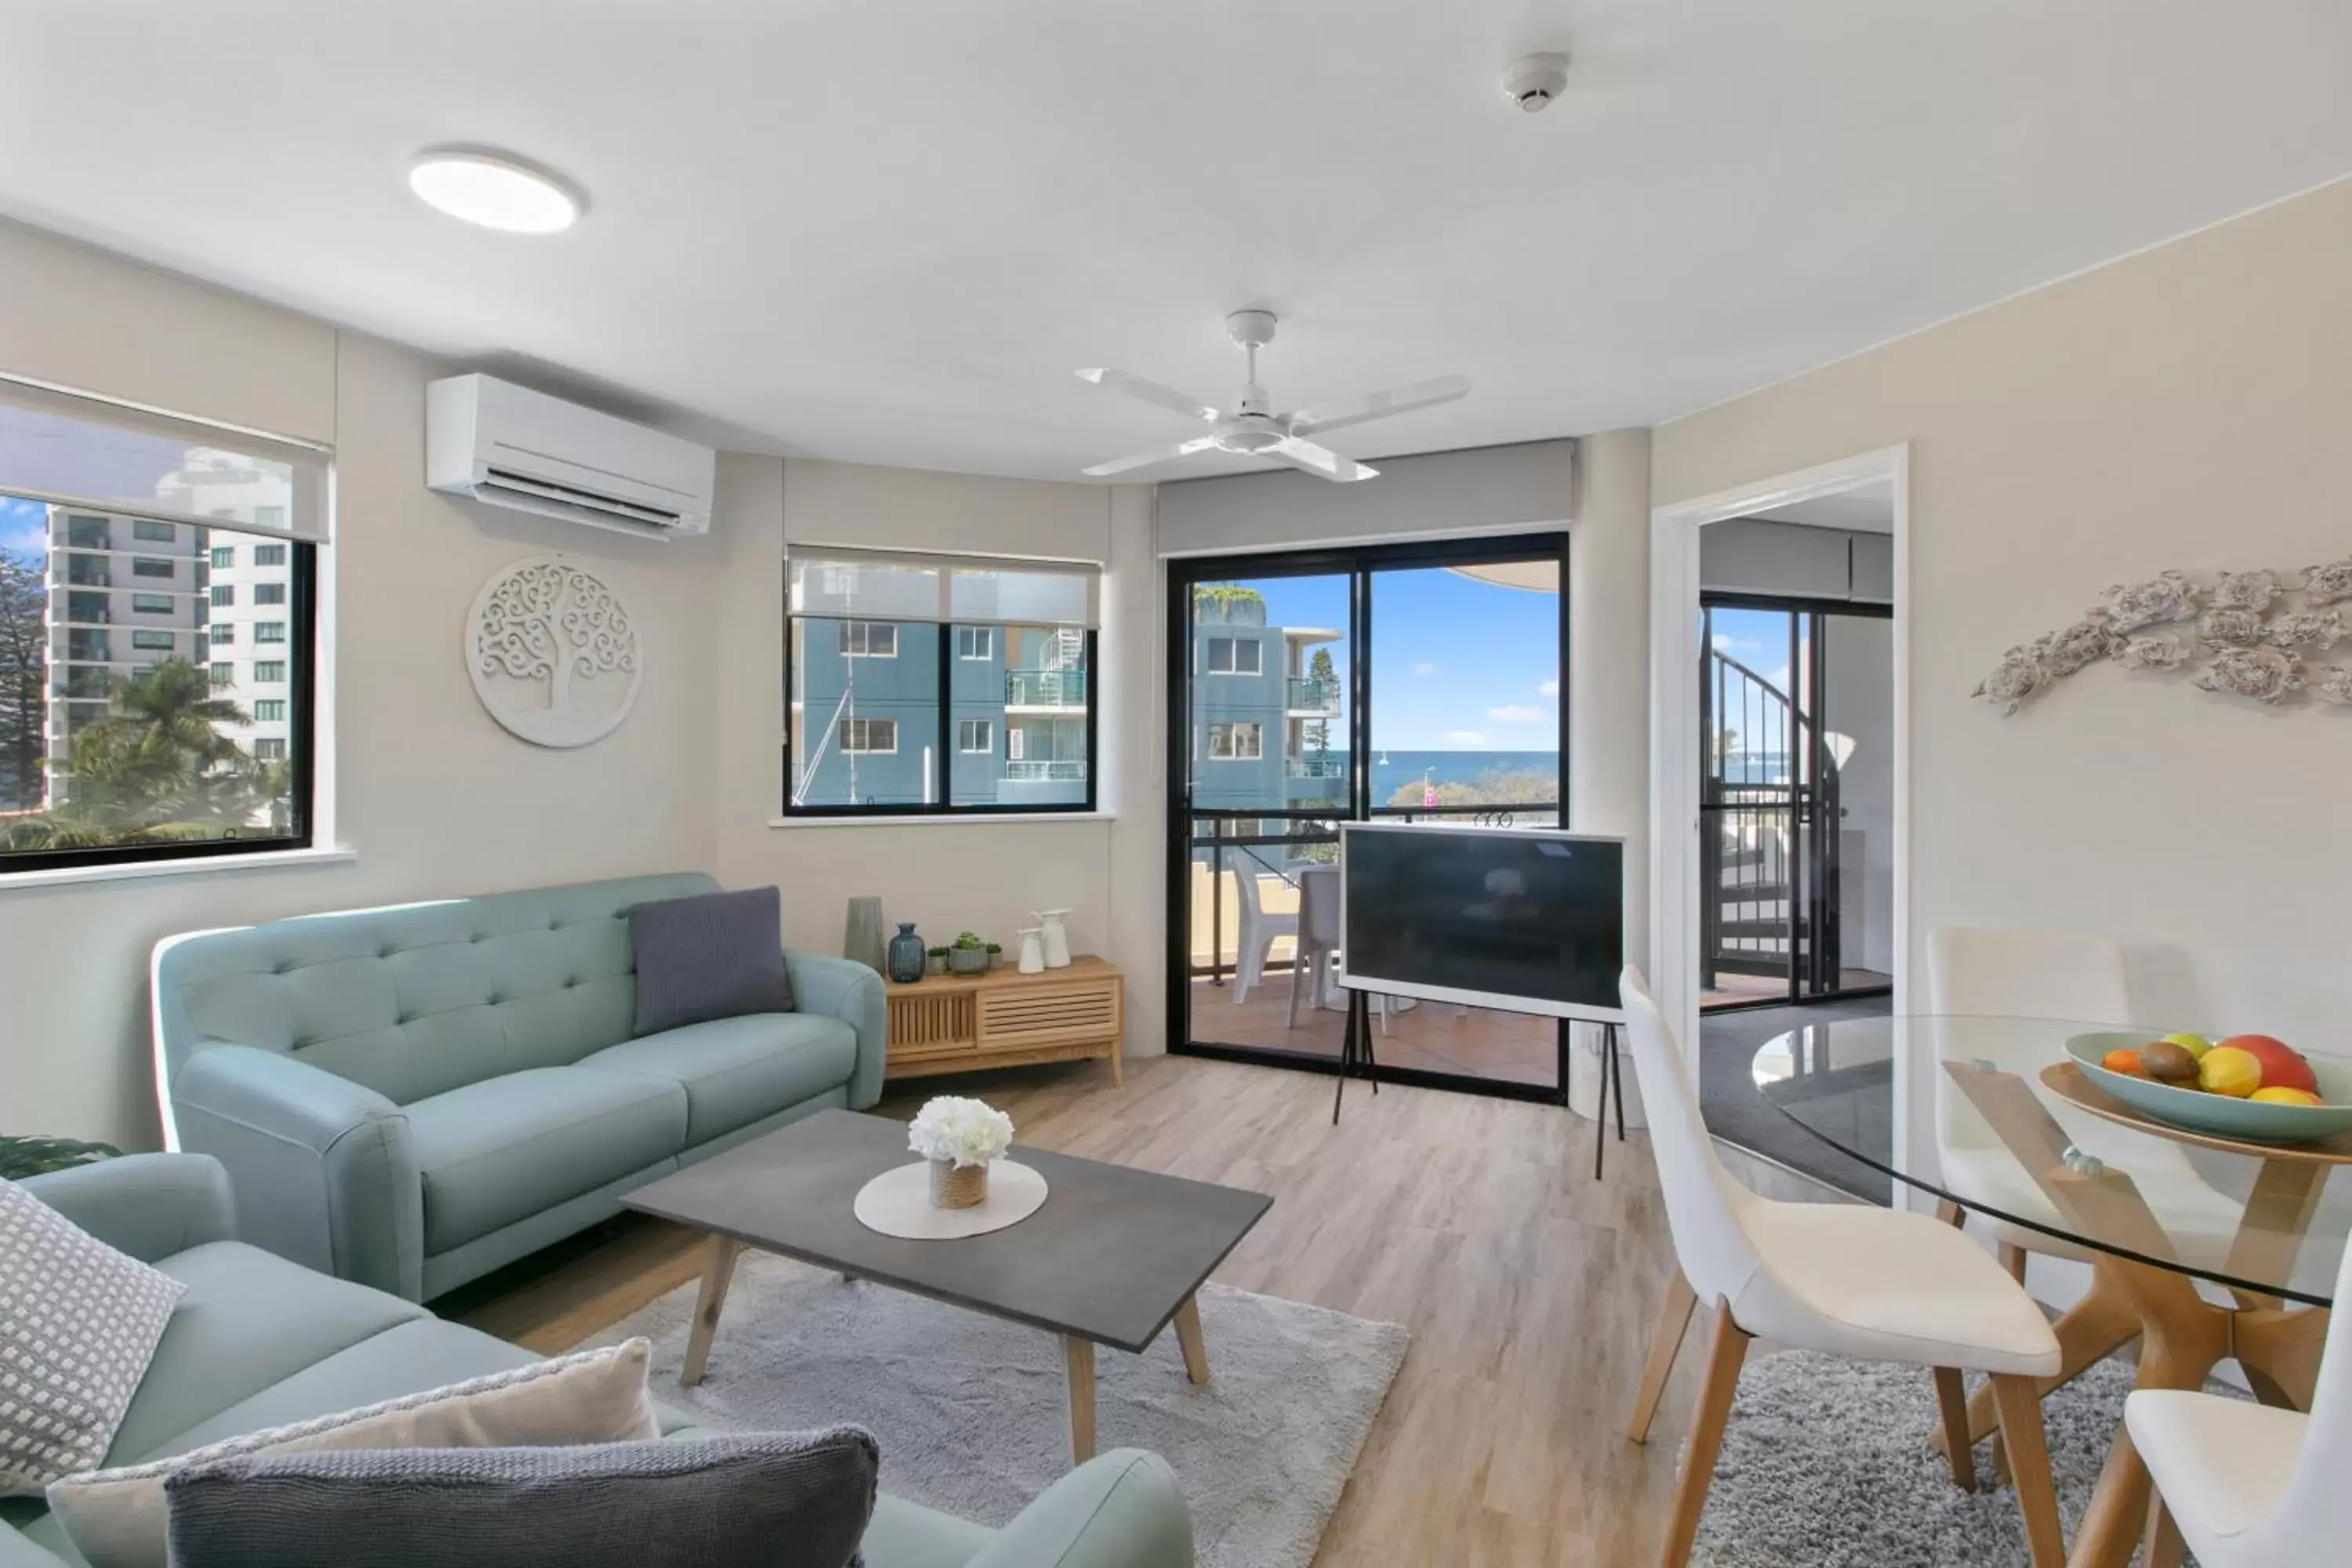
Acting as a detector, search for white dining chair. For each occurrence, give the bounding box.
[1289,865,1387,1033]
[2127,1235,2352,1566]
[1229,856,1296,1006]
[1926,927,2244,1280]
[1620,967,2069,1568]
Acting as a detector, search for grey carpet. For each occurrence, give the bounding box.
[1693,1349,2226,1566]
[586,1254,1408,1568]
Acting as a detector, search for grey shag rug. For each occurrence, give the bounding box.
[1693,1348,2230,1566]
[586,1254,1407,1568]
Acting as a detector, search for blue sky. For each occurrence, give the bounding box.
[1226,567,1561,751]
[1708,605,1795,693]
[0,495,45,563]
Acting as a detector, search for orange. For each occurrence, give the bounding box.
[2198,1045,2263,1098]
[2100,1047,2148,1077]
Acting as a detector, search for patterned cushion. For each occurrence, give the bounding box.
[0,1180,186,1497]
[47,1338,661,1568]
[163,1428,880,1568]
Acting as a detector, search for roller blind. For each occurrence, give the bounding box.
[0,374,332,543]
[788,546,1098,626]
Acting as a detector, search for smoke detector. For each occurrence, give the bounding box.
[1501,53,1571,113]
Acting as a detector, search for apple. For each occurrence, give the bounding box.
[2160,1032,2212,1061]
[2220,1033,2317,1095]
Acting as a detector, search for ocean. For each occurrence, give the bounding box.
[1330,749,1562,806]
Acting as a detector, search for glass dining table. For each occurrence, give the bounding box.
[1753,1015,2348,1568]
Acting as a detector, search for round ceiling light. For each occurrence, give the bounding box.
[408,149,583,234]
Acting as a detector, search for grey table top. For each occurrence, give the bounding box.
[622,1109,1275,1352]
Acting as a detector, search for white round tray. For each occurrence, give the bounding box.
[851,1160,1049,1240]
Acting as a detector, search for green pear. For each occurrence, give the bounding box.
[2161,1031,2212,1061]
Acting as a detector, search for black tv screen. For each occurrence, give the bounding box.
[1340,824,1625,1019]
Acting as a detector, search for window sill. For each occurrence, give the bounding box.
[767,813,1115,829]
[0,844,357,893]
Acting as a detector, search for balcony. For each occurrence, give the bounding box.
[1286,756,1345,779]
[62,564,113,589]
[1286,677,1340,714]
[54,672,112,700]
[65,637,111,664]
[1005,669,1087,709]
[1002,759,1087,782]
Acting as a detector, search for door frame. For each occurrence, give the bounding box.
[1650,445,1912,1190]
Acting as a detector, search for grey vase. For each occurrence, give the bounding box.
[843,896,887,975]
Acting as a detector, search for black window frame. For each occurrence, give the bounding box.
[132,518,176,543]
[252,543,286,567]
[252,583,286,605]
[0,524,320,877]
[781,601,1100,820]
[130,556,175,579]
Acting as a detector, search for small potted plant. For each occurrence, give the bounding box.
[906,1095,1014,1209]
[947,931,991,975]
[985,942,1004,970]
[926,946,949,977]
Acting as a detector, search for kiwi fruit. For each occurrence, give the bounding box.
[2137,1040,2199,1083]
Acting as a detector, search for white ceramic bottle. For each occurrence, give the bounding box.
[1017,927,1047,975]
[1033,908,1072,968]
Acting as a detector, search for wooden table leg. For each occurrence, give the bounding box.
[1172,1293,1210,1385]
[1062,1335,1098,1464]
[2220,1156,2328,1311]
[681,1235,744,1388]
[2143,1491,2185,1568]
[1938,1243,2142,1454]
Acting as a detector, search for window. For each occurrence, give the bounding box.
[252,739,287,761]
[255,622,286,644]
[252,583,285,605]
[1205,636,1261,676]
[211,584,234,607]
[785,548,1098,815]
[252,700,287,723]
[839,621,897,658]
[253,544,286,567]
[1208,721,1263,760]
[0,379,324,874]
[254,661,286,683]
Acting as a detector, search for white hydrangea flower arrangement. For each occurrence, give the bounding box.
[907,1096,1014,1170]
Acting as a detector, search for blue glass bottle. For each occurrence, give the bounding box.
[885,922,927,985]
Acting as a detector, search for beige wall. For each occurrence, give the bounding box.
[1655,177,2352,1054]
[0,223,729,1145]
[706,456,1169,1058]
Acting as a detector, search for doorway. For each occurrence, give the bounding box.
[1699,596,1895,1011]
[1164,534,1572,1102]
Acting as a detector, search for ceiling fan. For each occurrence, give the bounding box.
[1076,310,1468,483]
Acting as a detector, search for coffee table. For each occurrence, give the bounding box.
[621,1108,1273,1464]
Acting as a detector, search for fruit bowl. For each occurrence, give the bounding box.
[2066,1032,2352,1144]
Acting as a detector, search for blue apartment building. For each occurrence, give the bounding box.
[1186,594,1345,813]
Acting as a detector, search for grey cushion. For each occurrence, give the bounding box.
[0,1182,186,1497]
[579,1013,858,1145]
[404,1069,688,1254]
[163,1429,880,1568]
[628,887,794,1036]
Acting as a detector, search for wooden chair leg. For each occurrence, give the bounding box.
[1657,1300,1749,1568]
[1998,1242,2028,1284]
[1628,1268,1698,1443]
[1931,1368,1976,1490]
[1987,1372,2066,1568]
[2143,1488,2184,1568]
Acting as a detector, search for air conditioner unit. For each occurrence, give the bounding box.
[426,373,716,541]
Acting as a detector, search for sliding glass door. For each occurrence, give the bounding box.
[1166,535,1571,1102]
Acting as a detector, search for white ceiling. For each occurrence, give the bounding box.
[2,3,2349,481]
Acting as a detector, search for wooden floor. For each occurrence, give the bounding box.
[1189,972,1559,1087]
[1700,968,1892,1010]
[454,1054,1711,1566]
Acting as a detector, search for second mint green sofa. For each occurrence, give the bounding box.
[151,873,884,1301]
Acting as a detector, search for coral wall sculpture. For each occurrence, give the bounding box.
[466,555,643,746]
[1975,557,2352,714]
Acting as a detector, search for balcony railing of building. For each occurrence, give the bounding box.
[54,673,112,700]
[66,637,111,663]
[61,564,113,588]
[1004,669,1087,707]
[1003,759,1087,782]
[1285,677,1340,713]
[1285,755,1345,779]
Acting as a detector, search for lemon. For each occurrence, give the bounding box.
[2249,1087,2324,1108]
[2198,1046,2261,1098]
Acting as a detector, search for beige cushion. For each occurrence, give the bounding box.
[0,1179,186,1497]
[46,1337,659,1568]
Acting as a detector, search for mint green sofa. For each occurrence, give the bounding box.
[2,1156,1193,1568]
[151,873,885,1302]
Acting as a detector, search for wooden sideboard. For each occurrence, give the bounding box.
[883,954,1124,1085]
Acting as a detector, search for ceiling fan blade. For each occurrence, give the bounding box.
[1082,435,1221,478]
[1285,374,1470,437]
[1268,437,1379,484]
[1074,368,1223,424]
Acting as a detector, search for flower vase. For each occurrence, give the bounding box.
[885,922,926,985]
[844,896,887,975]
[930,1159,988,1209]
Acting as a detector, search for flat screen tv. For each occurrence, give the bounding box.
[1338,822,1626,1022]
